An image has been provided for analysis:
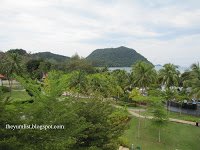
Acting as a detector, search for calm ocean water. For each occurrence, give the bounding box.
[109,66,189,73]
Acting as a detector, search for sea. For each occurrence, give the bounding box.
[108,65,189,73]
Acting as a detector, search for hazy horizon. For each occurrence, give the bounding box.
[0,0,199,67]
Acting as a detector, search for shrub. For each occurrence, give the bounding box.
[118,137,129,147]
[0,86,10,93]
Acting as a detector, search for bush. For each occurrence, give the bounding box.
[118,137,129,147]
[119,93,132,103]
[117,101,137,107]
[0,137,22,150]
[0,86,10,93]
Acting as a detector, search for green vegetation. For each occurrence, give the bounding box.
[0,72,129,150]
[32,52,70,63]
[0,49,200,150]
[139,109,200,122]
[121,117,200,150]
[3,91,31,102]
[86,46,151,67]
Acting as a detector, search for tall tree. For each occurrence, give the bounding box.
[159,63,180,112]
[111,69,130,94]
[0,52,23,94]
[68,71,89,98]
[159,63,180,89]
[67,54,94,73]
[87,73,114,99]
[188,63,200,99]
[131,61,157,95]
[151,101,168,143]
[129,88,142,138]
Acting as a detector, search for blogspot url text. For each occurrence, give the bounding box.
[5,124,65,130]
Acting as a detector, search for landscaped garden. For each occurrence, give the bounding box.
[121,117,200,150]
[0,49,200,149]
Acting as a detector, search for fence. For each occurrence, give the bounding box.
[168,101,200,116]
[0,80,24,90]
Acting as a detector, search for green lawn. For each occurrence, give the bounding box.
[137,108,200,122]
[3,90,31,102]
[168,111,200,122]
[121,117,200,150]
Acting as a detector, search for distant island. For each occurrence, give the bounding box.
[1,46,151,67]
[86,46,151,67]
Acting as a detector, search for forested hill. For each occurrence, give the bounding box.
[86,46,151,67]
[2,49,70,63]
[2,47,151,66]
[32,52,70,63]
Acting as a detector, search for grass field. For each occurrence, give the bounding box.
[121,117,200,150]
[3,90,31,102]
[138,108,200,122]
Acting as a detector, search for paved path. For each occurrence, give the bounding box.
[128,109,196,126]
[119,146,129,150]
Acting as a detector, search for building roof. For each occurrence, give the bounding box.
[0,74,5,79]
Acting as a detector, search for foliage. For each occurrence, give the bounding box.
[121,118,200,150]
[43,70,69,98]
[73,99,129,150]
[67,54,95,73]
[32,52,70,63]
[151,101,168,142]
[86,46,151,67]
[129,88,140,99]
[158,63,180,89]
[67,70,89,96]
[0,86,11,93]
[87,73,122,98]
[151,103,168,127]
[185,63,200,99]
[131,61,156,94]
[0,52,23,77]
[0,72,129,150]
[111,69,130,93]
[6,49,27,55]
[26,59,43,79]
[15,75,42,99]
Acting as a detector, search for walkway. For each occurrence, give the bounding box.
[119,146,129,150]
[128,109,196,126]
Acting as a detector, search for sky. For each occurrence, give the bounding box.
[0,0,200,67]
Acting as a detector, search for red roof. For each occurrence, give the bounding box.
[0,74,5,79]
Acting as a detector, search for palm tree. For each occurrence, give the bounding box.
[87,73,109,99]
[159,63,180,112]
[131,61,157,95]
[159,64,180,89]
[0,52,23,94]
[111,69,130,94]
[68,71,88,98]
[188,63,200,99]
[131,61,156,138]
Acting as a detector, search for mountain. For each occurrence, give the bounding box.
[4,49,70,63]
[32,52,70,63]
[86,46,151,67]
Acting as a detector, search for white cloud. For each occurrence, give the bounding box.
[0,0,199,66]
